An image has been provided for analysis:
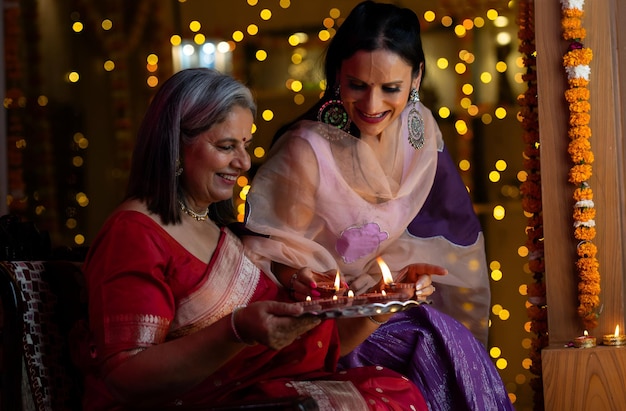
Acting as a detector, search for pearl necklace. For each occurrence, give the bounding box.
[178,199,209,222]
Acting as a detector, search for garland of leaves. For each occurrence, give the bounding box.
[560,0,601,331]
[517,1,547,409]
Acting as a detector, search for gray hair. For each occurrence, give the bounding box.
[126,68,256,225]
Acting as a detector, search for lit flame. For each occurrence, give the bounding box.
[583,330,588,337]
[334,270,341,291]
[615,325,620,337]
[376,257,393,285]
[348,290,354,298]
[332,295,338,301]
[381,289,387,296]
[306,296,311,302]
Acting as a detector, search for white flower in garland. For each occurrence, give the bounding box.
[574,219,595,228]
[575,199,595,208]
[560,0,585,11]
[565,65,591,80]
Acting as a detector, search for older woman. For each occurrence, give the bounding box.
[78,68,428,410]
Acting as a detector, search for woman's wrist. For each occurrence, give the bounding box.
[230,305,256,345]
[367,314,391,326]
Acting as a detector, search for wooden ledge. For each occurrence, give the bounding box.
[542,344,626,410]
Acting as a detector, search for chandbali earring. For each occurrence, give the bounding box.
[407,88,425,150]
[317,85,351,133]
[175,159,183,177]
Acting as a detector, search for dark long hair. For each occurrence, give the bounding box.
[126,68,256,225]
[272,0,426,144]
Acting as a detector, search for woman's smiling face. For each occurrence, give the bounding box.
[181,105,253,208]
[339,49,420,139]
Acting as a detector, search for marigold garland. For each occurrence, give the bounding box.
[560,0,601,331]
[517,1,546,409]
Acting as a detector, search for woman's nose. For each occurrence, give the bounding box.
[233,147,251,172]
[361,88,381,113]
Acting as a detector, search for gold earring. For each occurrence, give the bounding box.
[175,159,183,177]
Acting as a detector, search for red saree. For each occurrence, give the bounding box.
[80,211,426,410]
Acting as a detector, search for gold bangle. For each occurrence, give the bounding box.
[231,305,255,345]
[368,315,388,326]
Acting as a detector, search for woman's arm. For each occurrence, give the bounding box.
[104,301,320,407]
[335,314,393,356]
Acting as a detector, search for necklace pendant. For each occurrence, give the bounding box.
[178,200,209,222]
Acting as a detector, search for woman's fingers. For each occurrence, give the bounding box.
[415,282,436,301]
[407,263,448,277]
[288,268,320,300]
[250,301,321,350]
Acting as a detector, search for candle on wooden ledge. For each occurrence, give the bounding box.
[377,257,414,300]
[573,330,596,348]
[603,325,626,346]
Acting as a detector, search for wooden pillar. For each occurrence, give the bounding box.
[535,0,626,409]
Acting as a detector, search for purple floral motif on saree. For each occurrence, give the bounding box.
[336,223,389,264]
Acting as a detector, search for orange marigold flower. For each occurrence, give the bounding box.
[569,112,591,126]
[573,207,596,222]
[563,28,587,41]
[575,226,596,241]
[561,16,581,30]
[578,294,600,308]
[565,87,590,102]
[569,141,594,164]
[578,282,601,295]
[569,78,589,88]
[573,186,593,201]
[568,136,591,155]
[578,269,600,283]
[569,100,591,113]
[563,48,593,66]
[568,125,592,139]
[577,242,597,258]
[576,256,600,272]
[579,150,595,164]
[568,164,593,183]
[563,8,584,18]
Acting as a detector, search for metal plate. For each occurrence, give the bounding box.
[297,299,428,319]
